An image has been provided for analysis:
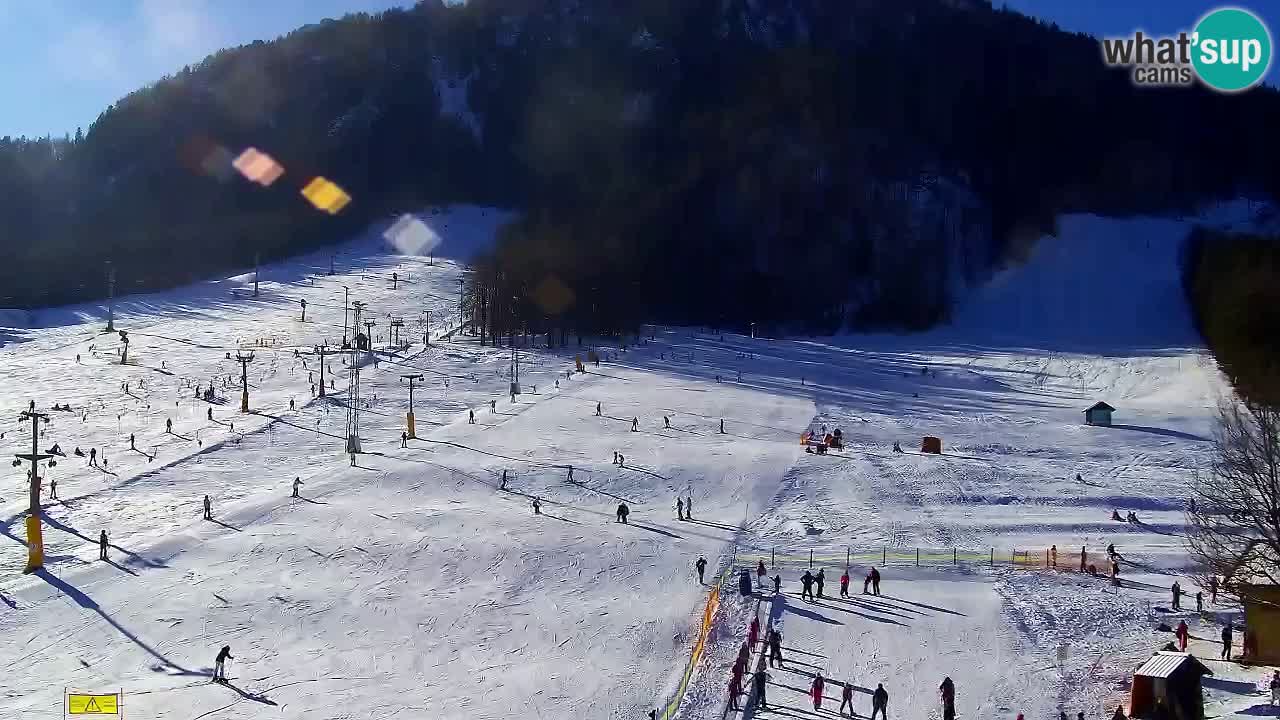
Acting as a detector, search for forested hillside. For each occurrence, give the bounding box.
[2,0,1278,335]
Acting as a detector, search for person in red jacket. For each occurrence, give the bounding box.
[840,570,851,598]
[811,672,825,710]
[1176,619,1190,651]
[748,616,760,650]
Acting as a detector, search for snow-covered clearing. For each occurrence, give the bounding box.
[0,210,1274,718]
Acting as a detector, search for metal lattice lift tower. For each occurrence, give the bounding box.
[345,302,366,459]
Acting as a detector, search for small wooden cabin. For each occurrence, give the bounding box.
[1085,401,1116,427]
[1128,652,1211,720]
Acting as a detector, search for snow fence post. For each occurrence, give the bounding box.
[771,547,775,569]
[882,547,886,565]
[809,549,813,568]
[916,548,919,566]
[953,548,957,565]
[990,548,994,566]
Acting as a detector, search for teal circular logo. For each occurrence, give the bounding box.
[1192,7,1273,92]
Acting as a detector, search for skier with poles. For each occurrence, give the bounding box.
[213,645,233,683]
[99,530,109,561]
[816,568,826,599]
[532,497,541,515]
[616,503,629,524]
[203,495,212,520]
[292,477,303,498]
[840,569,850,598]
[695,556,707,584]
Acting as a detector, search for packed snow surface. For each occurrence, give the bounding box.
[0,209,1273,719]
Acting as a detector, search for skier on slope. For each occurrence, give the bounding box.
[685,496,692,519]
[203,495,212,520]
[772,574,782,595]
[469,409,475,424]
[816,568,826,599]
[89,447,97,467]
[99,530,109,561]
[1172,581,1182,610]
[840,681,855,716]
[631,417,639,432]
[727,673,742,711]
[664,416,670,429]
[292,477,303,498]
[940,676,956,720]
[811,672,825,710]
[616,503,629,524]
[870,567,882,596]
[748,615,760,650]
[213,645,233,683]
[532,497,541,515]
[840,570,851,598]
[595,402,602,417]
[1176,620,1189,651]
[676,497,684,520]
[754,668,769,709]
[129,434,135,450]
[800,570,815,601]
[757,560,767,584]
[871,684,889,720]
[695,556,707,584]
[768,629,783,667]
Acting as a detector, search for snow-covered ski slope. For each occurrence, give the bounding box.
[0,206,1272,719]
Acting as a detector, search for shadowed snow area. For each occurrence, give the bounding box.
[0,207,1270,719]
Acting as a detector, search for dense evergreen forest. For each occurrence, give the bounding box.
[1183,229,1280,407]
[1,0,1278,341]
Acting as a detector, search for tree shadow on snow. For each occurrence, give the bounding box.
[1236,703,1280,716]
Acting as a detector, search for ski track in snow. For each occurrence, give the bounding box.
[0,208,1274,719]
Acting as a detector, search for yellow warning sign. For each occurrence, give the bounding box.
[68,693,118,714]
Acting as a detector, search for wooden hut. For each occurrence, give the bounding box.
[921,436,942,454]
[1239,583,1280,663]
[1128,652,1212,720]
[1085,401,1116,427]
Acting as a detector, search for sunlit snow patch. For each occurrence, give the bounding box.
[383,214,442,256]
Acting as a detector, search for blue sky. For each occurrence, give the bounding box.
[0,0,412,139]
[1,1,1277,139]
